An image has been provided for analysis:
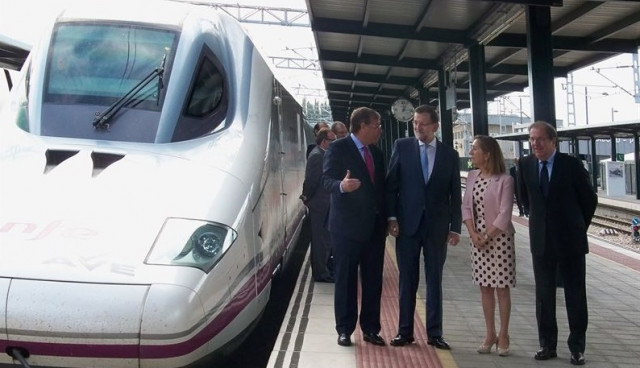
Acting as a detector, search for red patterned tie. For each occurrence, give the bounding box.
[363,146,375,183]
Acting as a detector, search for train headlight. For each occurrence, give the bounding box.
[146,218,237,273]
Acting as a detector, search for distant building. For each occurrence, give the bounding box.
[452,113,533,159]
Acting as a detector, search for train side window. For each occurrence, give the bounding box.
[173,50,228,142]
[186,58,223,117]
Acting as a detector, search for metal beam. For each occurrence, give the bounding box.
[319,50,439,70]
[587,10,640,43]
[183,1,310,26]
[488,33,637,53]
[269,56,320,71]
[551,1,602,33]
[489,48,523,67]
[556,53,615,76]
[312,17,473,45]
[325,83,406,96]
[486,0,562,5]
[323,70,420,86]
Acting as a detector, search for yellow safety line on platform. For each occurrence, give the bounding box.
[386,237,459,368]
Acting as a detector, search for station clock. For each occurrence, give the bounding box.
[391,98,414,122]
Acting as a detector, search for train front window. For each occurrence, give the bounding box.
[46,24,175,106]
[37,23,177,142]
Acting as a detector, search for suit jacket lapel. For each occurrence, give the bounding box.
[412,139,422,176]
[547,153,563,196]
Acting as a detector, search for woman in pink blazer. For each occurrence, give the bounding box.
[461,135,515,356]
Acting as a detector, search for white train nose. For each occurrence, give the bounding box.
[3,279,147,367]
[1,278,213,367]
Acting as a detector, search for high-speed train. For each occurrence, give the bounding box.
[0,1,312,367]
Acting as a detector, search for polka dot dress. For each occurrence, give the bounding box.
[470,176,516,288]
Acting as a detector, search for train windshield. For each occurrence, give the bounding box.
[37,23,177,142]
[46,23,174,106]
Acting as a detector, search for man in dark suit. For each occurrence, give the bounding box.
[385,105,462,350]
[306,122,329,158]
[322,107,387,347]
[518,121,597,366]
[302,128,336,282]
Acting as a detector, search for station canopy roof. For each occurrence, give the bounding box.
[305,0,640,123]
[498,119,640,141]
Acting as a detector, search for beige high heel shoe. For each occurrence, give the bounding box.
[497,335,510,357]
[477,336,498,354]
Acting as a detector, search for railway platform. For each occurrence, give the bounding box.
[268,208,640,368]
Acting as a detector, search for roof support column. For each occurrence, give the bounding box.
[516,140,524,157]
[468,43,488,136]
[526,6,556,127]
[635,133,640,199]
[390,117,399,151]
[419,88,430,106]
[438,67,453,147]
[381,118,392,159]
[610,136,617,161]
[590,138,598,190]
[408,97,417,138]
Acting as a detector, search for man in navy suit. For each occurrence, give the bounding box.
[323,107,387,347]
[385,105,462,350]
[518,121,597,366]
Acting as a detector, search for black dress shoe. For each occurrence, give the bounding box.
[570,352,585,366]
[390,334,415,346]
[427,336,451,350]
[534,347,557,360]
[337,333,351,346]
[314,276,334,283]
[363,332,386,346]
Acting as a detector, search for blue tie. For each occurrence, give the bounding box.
[540,160,549,197]
[421,144,429,183]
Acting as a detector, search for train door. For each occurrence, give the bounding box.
[268,81,287,269]
[277,87,306,255]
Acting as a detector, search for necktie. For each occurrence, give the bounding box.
[540,160,549,197]
[421,144,429,183]
[362,146,375,183]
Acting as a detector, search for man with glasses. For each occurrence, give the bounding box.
[518,121,597,366]
[302,128,337,282]
[385,104,462,350]
[323,107,387,347]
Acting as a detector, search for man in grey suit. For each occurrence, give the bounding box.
[302,128,336,282]
[385,105,462,350]
[518,121,597,366]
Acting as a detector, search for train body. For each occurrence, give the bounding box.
[0,1,311,367]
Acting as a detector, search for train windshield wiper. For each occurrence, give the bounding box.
[93,57,165,130]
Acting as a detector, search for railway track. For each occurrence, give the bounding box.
[592,214,632,236]
[589,203,640,251]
